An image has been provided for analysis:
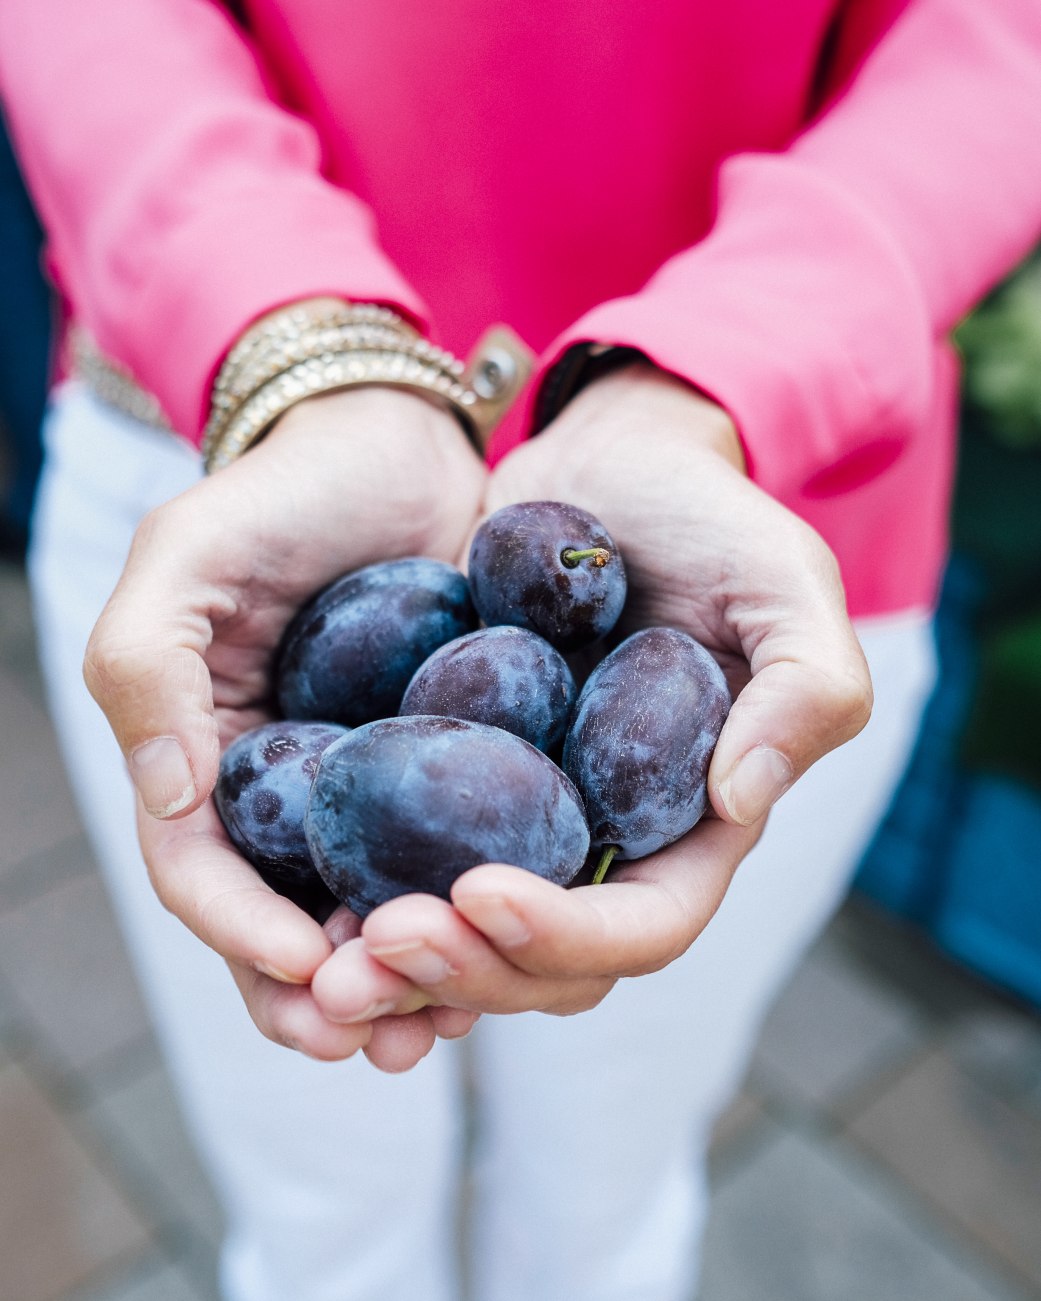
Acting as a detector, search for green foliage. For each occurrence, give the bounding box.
[955,252,1041,451]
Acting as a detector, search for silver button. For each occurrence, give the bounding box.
[472,346,518,400]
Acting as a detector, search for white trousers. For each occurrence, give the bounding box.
[29,384,936,1301]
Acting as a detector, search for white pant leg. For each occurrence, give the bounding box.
[467,616,936,1301]
[29,385,467,1301]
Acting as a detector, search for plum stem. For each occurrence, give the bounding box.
[592,844,619,885]
[561,546,611,569]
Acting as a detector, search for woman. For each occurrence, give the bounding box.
[2,2,1039,1297]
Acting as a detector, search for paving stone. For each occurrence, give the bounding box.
[0,968,19,1045]
[65,1252,213,1301]
[0,661,83,870]
[846,1048,1041,1291]
[0,869,151,1076]
[700,1127,1032,1301]
[0,1059,152,1301]
[748,924,924,1110]
[1026,1072,1041,1118]
[85,1065,225,1252]
[837,898,995,1023]
[944,1004,1041,1119]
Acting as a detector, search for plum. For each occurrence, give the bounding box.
[276,557,477,726]
[562,627,730,873]
[305,715,590,916]
[214,720,349,884]
[467,501,626,651]
[399,626,576,753]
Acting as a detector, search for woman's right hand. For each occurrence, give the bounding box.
[84,384,487,1071]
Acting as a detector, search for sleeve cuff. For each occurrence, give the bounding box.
[530,153,934,503]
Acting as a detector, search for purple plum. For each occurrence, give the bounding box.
[467,501,626,651]
[276,557,477,727]
[399,626,576,753]
[305,715,590,916]
[214,720,349,885]
[562,627,730,872]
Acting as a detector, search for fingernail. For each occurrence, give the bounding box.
[718,746,793,825]
[129,736,196,818]
[366,941,454,985]
[254,960,304,985]
[460,895,531,948]
[341,999,398,1025]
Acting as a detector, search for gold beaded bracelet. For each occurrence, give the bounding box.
[201,300,493,472]
[211,320,415,413]
[206,346,482,473]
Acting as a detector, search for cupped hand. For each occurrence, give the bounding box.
[314,362,872,1023]
[84,384,486,1069]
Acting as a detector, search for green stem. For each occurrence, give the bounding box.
[592,844,620,885]
[561,546,612,569]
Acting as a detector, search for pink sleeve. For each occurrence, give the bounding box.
[0,0,427,444]
[538,0,1041,499]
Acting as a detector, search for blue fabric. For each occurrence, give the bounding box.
[0,115,52,541]
[936,775,1041,1006]
[857,557,1041,1008]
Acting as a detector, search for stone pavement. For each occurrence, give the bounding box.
[1,554,1039,1301]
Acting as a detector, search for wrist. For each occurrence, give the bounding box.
[267,384,471,452]
[552,359,747,475]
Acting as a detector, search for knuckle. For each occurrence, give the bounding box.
[623,921,700,978]
[821,666,874,741]
[83,629,154,702]
[293,1034,361,1063]
[791,521,843,590]
[132,500,181,553]
[196,883,263,952]
[136,839,181,917]
[813,537,844,591]
[145,866,180,919]
[626,950,678,978]
[547,978,615,1016]
[258,983,361,1061]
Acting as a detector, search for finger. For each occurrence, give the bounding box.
[84,498,223,819]
[311,932,481,1035]
[362,1011,438,1073]
[429,1006,481,1039]
[311,937,433,1023]
[451,816,763,980]
[710,532,873,827]
[480,429,552,518]
[137,796,332,983]
[459,429,559,573]
[361,892,614,1015]
[323,905,363,949]
[230,962,373,1061]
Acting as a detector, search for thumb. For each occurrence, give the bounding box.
[709,605,873,827]
[83,509,221,820]
[482,430,558,514]
[457,436,546,571]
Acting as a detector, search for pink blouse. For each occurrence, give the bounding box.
[2,0,1041,617]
